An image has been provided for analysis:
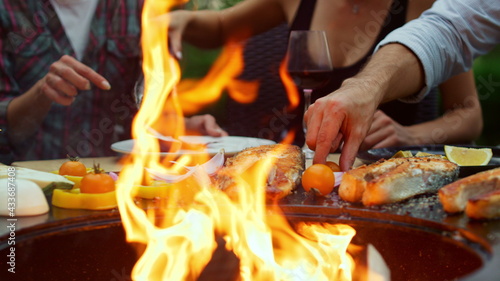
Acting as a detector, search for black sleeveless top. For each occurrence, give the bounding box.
[224,0,438,146]
[287,0,439,145]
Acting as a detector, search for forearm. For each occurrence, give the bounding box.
[177,0,285,49]
[180,10,226,48]
[350,43,425,106]
[7,80,53,144]
[377,0,500,100]
[406,107,483,145]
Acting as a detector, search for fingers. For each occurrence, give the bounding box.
[202,115,228,137]
[185,114,228,137]
[362,126,392,150]
[40,77,75,106]
[40,55,110,106]
[339,134,363,171]
[168,27,183,60]
[59,55,110,90]
[306,100,343,165]
[360,110,401,150]
[165,12,184,60]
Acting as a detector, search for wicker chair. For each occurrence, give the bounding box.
[223,24,294,144]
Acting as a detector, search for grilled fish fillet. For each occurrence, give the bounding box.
[216,144,305,200]
[439,167,500,214]
[466,190,500,220]
[339,157,459,206]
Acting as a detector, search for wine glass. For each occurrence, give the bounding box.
[286,30,333,158]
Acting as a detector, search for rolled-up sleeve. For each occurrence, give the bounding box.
[376,0,500,102]
[0,34,17,163]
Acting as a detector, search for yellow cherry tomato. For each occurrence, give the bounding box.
[80,164,115,194]
[59,156,87,177]
[325,161,342,172]
[301,164,335,196]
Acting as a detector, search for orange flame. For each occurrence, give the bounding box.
[177,42,260,115]
[117,1,357,280]
[279,53,300,112]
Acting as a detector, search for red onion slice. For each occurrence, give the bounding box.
[334,172,344,187]
[145,150,225,183]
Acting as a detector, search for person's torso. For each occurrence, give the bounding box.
[0,0,143,160]
[287,0,438,140]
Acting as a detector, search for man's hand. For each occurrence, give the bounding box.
[304,78,380,171]
[40,55,111,106]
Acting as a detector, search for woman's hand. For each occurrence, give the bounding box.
[185,114,228,137]
[359,110,416,150]
[165,10,192,60]
[40,55,110,106]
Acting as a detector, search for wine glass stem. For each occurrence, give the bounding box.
[303,89,312,134]
[302,89,314,158]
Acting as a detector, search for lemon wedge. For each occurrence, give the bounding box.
[444,145,493,166]
[391,150,413,158]
[415,151,447,159]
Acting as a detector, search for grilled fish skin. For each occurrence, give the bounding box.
[215,144,305,200]
[339,158,408,203]
[466,189,500,220]
[439,167,500,214]
[340,157,459,206]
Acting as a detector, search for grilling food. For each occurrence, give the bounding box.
[80,164,116,194]
[216,144,305,200]
[339,157,459,206]
[59,155,87,176]
[444,145,493,166]
[466,190,500,220]
[439,167,500,219]
[301,164,336,196]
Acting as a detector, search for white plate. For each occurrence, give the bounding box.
[111,136,276,157]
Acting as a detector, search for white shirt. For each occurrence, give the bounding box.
[50,0,99,60]
[376,0,500,101]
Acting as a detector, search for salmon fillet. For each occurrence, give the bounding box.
[466,189,500,220]
[340,157,459,206]
[439,167,500,215]
[215,144,305,200]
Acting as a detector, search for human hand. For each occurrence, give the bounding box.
[40,55,111,106]
[359,110,416,151]
[303,79,379,171]
[165,10,191,60]
[185,114,228,137]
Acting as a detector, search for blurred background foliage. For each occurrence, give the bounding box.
[179,1,500,147]
[473,45,500,146]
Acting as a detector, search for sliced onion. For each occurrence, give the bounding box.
[182,149,225,175]
[145,167,195,183]
[147,127,180,143]
[109,171,119,181]
[146,150,225,183]
[334,172,344,187]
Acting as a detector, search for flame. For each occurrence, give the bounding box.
[177,42,260,115]
[116,0,357,280]
[279,54,300,111]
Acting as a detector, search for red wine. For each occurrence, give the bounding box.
[288,70,331,89]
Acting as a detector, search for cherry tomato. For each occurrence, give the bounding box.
[59,156,87,176]
[301,164,335,196]
[325,161,342,172]
[80,165,115,194]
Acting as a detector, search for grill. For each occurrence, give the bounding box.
[2,196,499,281]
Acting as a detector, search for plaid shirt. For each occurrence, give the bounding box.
[0,0,143,163]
